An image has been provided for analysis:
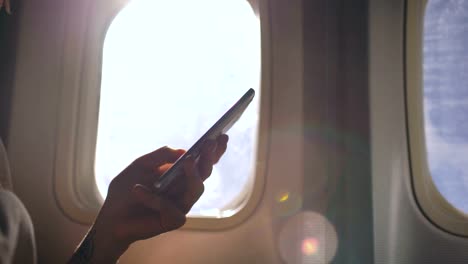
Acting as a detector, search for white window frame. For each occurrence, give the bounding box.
[406,0,468,235]
[54,0,269,229]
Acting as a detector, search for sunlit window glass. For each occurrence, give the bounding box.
[95,0,261,217]
[423,0,468,214]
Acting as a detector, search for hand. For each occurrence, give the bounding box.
[68,135,228,263]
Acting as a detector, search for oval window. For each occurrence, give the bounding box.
[423,0,468,214]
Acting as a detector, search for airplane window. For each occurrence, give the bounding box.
[95,0,260,217]
[423,0,468,214]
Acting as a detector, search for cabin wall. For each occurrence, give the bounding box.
[5,0,468,263]
[4,0,376,262]
[5,0,87,262]
[303,0,373,263]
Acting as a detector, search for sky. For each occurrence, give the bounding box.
[424,0,468,214]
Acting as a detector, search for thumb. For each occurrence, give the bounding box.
[132,184,163,211]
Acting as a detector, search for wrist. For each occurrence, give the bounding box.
[69,225,129,264]
[91,221,130,263]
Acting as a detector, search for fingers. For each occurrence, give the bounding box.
[100,137,229,245]
[155,163,173,176]
[197,134,228,181]
[131,184,186,235]
[179,156,204,214]
[198,139,218,181]
[156,163,187,199]
[160,156,205,214]
[213,134,229,164]
[134,134,228,215]
[132,184,163,211]
[134,146,185,171]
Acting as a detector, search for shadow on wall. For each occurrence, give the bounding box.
[0,0,20,145]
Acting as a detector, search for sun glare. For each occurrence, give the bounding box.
[301,238,319,256]
[95,0,261,216]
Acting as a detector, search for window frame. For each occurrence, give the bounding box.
[406,0,468,236]
[54,0,269,229]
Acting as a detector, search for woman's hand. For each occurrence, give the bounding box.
[68,135,228,264]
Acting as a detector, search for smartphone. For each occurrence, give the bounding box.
[153,88,256,193]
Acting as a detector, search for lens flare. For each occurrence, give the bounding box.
[278,211,338,264]
[273,191,302,217]
[277,191,290,203]
[302,238,319,256]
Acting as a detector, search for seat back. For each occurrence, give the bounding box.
[0,138,37,264]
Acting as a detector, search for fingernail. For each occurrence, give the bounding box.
[177,149,186,155]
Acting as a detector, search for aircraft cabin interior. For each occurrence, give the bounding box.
[1,0,468,263]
